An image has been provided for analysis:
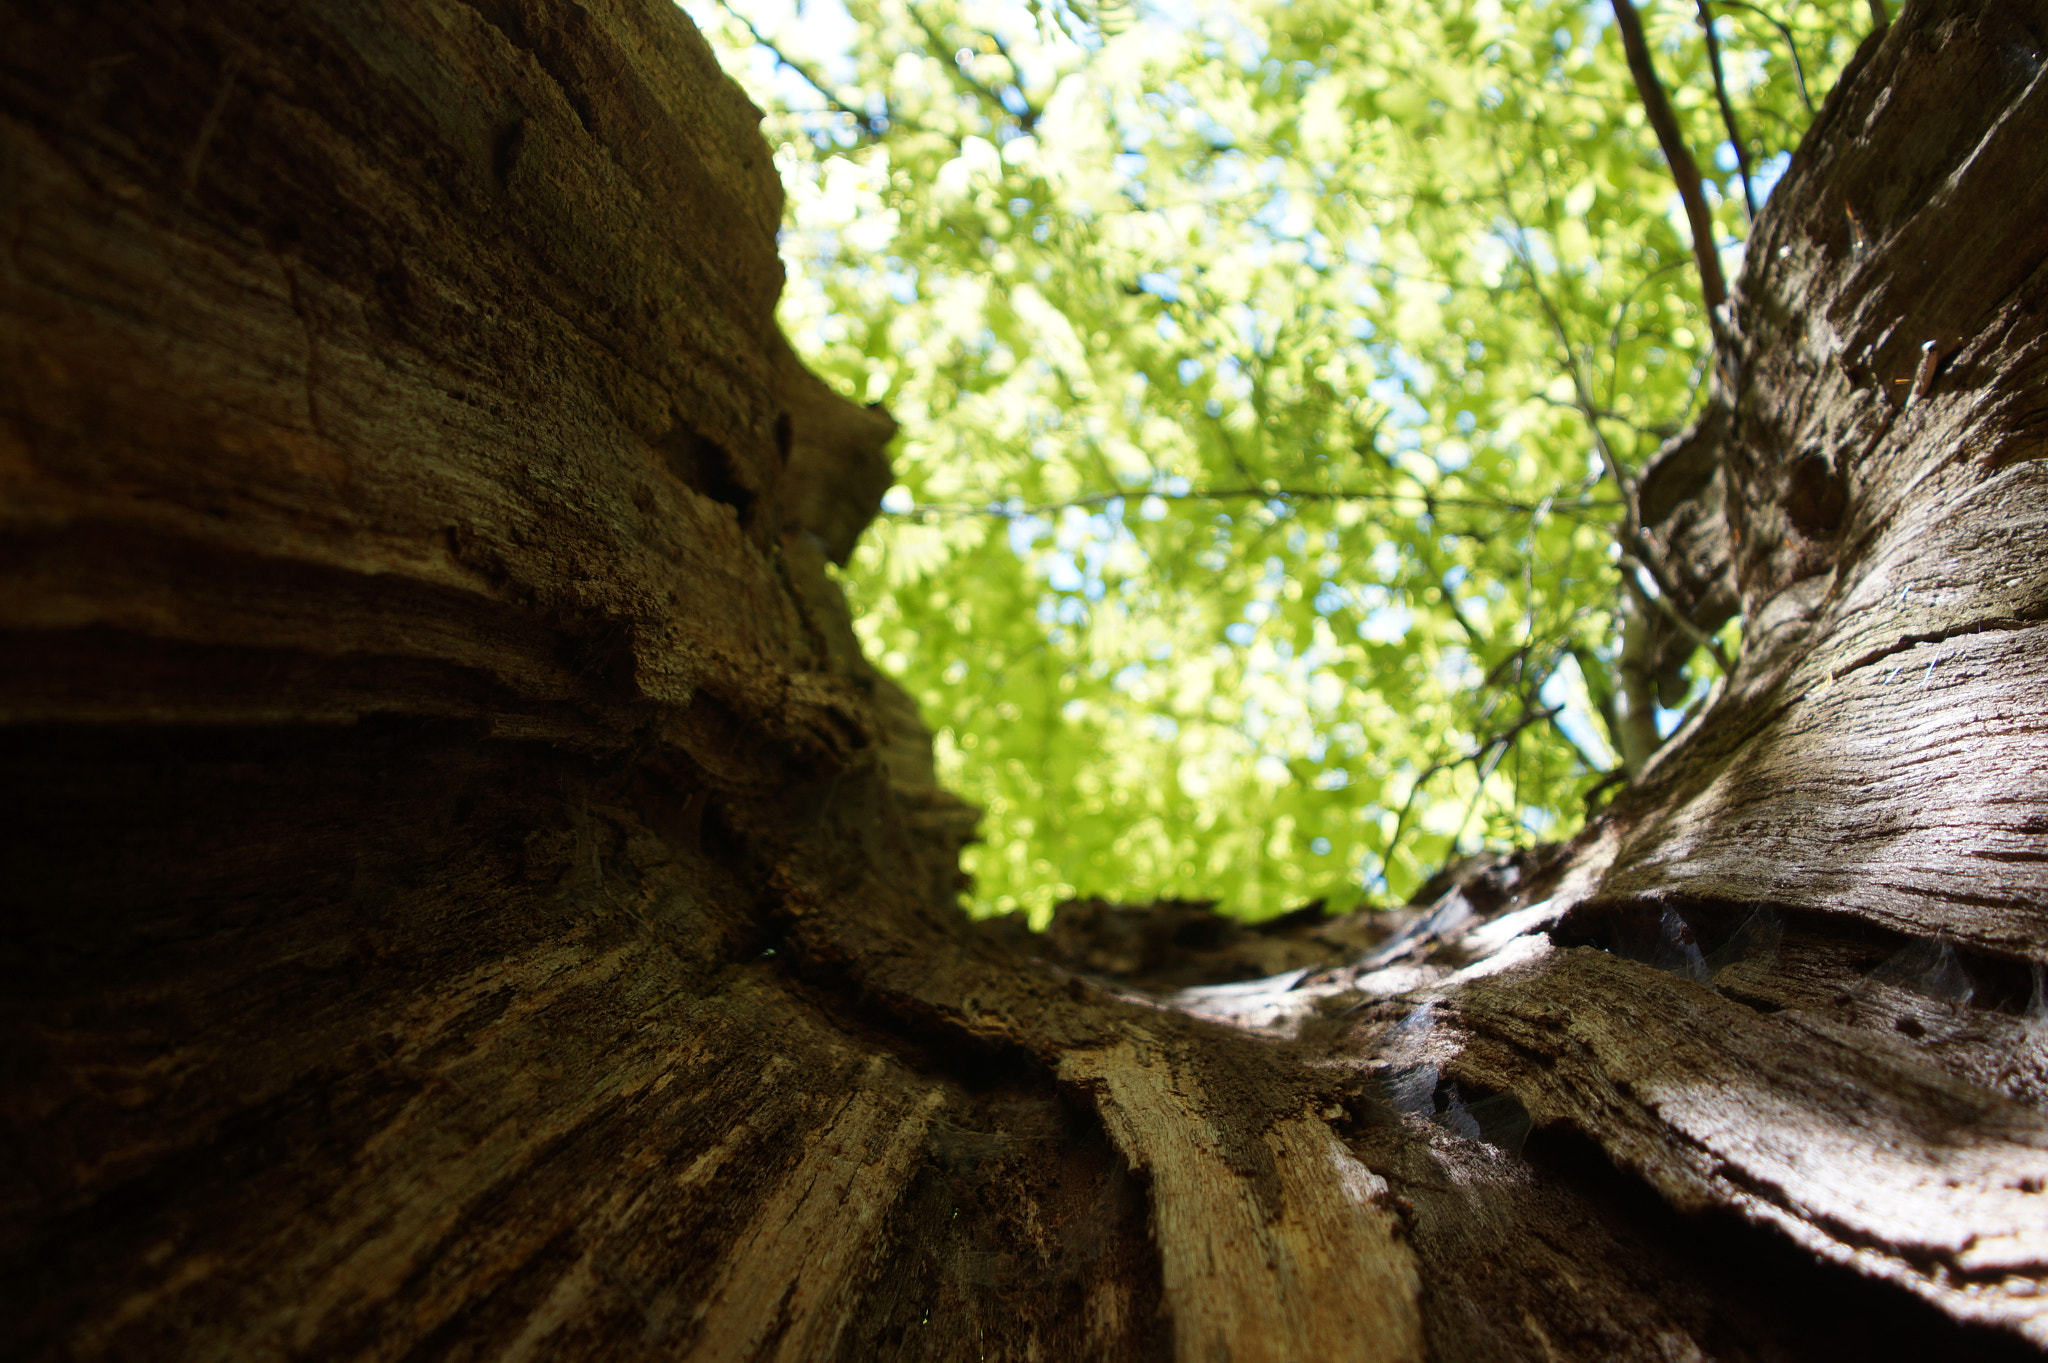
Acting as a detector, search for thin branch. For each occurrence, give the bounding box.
[1409,483,1492,653]
[886,486,1621,522]
[906,1,1042,133]
[1547,705,1615,776]
[1449,715,1517,852]
[1503,218,1733,676]
[1696,1,1756,220]
[1598,255,1704,424]
[1868,0,1889,34]
[1601,255,1694,365]
[1609,0,1728,316]
[1620,553,1732,670]
[1393,704,1564,862]
[1581,767,1628,813]
[982,28,1041,133]
[1710,1,1812,114]
[714,0,896,138]
[1527,392,1646,427]
[1570,642,1626,761]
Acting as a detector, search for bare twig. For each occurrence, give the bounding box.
[1549,704,1616,777]
[1696,0,1755,220]
[1450,702,1559,850]
[1598,254,1696,411]
[1609,0,1728,315]
[1868,0,1890,33]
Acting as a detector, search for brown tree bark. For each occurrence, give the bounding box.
[4,1,2047,1359]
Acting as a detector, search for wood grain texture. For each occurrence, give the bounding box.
[1063,1035,1425,1363]
[1596,0,2048,952]
[7,0,2048,1359]
[1440,943,2048,1341]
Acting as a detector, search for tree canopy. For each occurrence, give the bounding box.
[685,0,1879,920]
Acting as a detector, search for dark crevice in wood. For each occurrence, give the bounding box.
[1829,612,2048,679]
[1559,894,2048,1020]
[1512,1128,2047,1363]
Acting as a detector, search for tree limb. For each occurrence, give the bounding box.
[1710,1,1812,114]
[906,1,1042,133]
[1621,551,1731,672]
[1390,704,1564,866]
[888,486,1621,521]
[1610,0,1728,315]
[1502,214,1733,682]
[713,0,897,138]
[1696,0,1756,220]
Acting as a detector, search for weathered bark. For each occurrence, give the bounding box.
[3,1,2047,1359]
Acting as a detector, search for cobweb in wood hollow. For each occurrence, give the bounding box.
[1854,935,1976,1010]
[1602,903,1780,986]
[1377,1000,1531,1154]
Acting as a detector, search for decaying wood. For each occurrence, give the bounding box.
[4,0,2048,1359]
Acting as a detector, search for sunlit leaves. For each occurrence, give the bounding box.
[686,0,1874,920]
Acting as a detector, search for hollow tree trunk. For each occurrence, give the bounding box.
[4,1,2048,1359]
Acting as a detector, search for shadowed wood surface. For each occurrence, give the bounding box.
[4,0,2048,1359]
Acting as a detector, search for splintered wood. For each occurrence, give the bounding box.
[1061,1036,1424,1363]
[689,1062,944,1362]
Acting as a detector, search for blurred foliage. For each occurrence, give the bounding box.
[684,0,1875,921]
